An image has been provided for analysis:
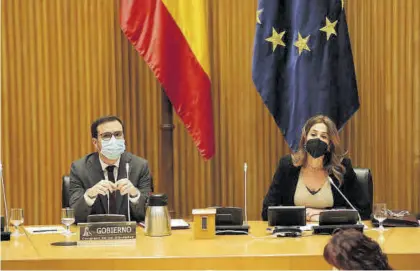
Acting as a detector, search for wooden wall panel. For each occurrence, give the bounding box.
[1,0,419,225]
[0,0,161,224]
[345,0,420,212]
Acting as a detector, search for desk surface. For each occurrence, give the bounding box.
[1,221,420,270]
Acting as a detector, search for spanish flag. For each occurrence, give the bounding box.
[120,0,215,159]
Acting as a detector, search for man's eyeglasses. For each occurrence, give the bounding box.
[99,131,124,141]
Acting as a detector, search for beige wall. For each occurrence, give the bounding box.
[1,0,419,224]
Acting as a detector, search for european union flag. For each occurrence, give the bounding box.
[252,0,359,150]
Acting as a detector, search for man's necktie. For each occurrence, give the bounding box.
[106,165,117,214]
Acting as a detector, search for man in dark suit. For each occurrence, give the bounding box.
[69,116,152,223]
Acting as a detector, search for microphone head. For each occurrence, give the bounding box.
[125,163,130,177]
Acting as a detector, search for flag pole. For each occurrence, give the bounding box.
[159,89,175,216]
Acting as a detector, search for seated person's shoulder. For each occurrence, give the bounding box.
[279,154,295,168]
[71,152,97,168]
[272,154,296,174]
[126,152,149,167]
[340,157,353,168]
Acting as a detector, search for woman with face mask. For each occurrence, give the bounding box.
[261,115,370,222]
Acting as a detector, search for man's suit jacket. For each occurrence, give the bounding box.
[69,152,152,223]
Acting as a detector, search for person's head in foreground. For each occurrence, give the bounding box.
[323,229,392,270]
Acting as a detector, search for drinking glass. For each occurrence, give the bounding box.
[61,208,75,236]
[373,203,387,232]
[10,208,24,237]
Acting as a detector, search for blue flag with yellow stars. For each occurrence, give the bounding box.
[252,0,359,151]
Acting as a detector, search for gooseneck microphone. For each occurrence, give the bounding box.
[243,162,248,225]
[1,162,11,241]
[125,163,131,222]
[1,163,9,231]
[105,173,110,214]
[328,177,362,224]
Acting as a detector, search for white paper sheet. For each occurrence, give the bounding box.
[138,219,190,229]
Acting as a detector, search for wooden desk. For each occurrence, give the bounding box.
[1,232,39,262]
[1,222,420,270]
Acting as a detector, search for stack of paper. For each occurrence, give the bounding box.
[170,219,190,229]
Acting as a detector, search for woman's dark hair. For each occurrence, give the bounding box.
[324,229,393,270]
[91,115,124,138]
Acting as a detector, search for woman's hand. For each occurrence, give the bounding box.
[306,208,323,222]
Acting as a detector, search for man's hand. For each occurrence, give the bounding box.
[87,180,116,198]
[115,178,139,197]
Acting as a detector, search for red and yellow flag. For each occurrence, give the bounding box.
[120,0,215,159]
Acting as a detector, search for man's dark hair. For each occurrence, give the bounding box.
[324,229,393,270]
[91,115,124,139]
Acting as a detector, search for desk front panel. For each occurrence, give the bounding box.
[2,222,419,270]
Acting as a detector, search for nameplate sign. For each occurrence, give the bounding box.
[78,221,136,241]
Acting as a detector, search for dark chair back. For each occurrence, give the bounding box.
[353,168,373,218]
[62,175,71,208]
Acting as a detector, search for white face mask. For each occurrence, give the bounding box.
[100,136,125,160]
